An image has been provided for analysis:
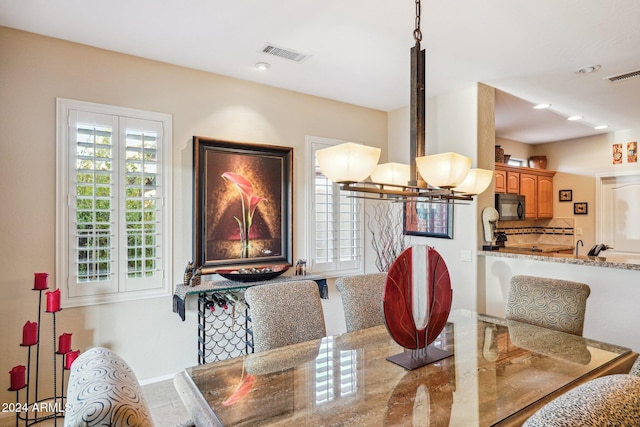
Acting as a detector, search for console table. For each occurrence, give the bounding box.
[173,274,327,364]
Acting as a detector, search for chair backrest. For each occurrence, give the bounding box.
[506,275,590,336]
[65,347,154,427]
[335,273,386,332]
[523,374,640,426]
[244,280,326,352]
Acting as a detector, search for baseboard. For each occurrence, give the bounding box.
[139,371,180,386]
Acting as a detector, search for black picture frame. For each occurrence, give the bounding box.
[193,137,293,273]
[574,202,588,215]
[559,189,572,202]
[404,201,453,239]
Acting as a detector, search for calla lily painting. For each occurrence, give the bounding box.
[221,172,267,258]
[193,137,293,272]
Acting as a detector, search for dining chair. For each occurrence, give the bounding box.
[522,374,640,426]
[505,275,590,336]
[335,272,386,332]
[65,347,155,427]
[244,280,326,352]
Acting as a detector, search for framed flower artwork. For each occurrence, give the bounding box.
[193,137,293,272]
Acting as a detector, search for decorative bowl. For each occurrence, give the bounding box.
[215,265,289,282]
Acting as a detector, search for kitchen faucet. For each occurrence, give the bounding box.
[575,239,584,256]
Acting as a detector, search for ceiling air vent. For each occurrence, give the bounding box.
[260,43,311,63]
[605,69,640,83]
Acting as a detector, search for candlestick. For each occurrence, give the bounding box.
[22,321,38,346]
[33,272,49,290]
[46,288,61,312]
[65,350,80,370]
[58,333,72,354]
[9,365,26,391]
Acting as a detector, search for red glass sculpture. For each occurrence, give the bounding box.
[383,245,453,369]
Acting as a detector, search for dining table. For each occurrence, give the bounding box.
[174,309,637,426]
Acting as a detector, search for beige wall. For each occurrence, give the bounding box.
[495,137,532,165]
[538,130,640,248]
[0,26,387,406]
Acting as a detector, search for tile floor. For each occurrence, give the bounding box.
[0,378,192,427]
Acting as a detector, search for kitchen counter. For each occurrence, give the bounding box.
[480,249,640,271]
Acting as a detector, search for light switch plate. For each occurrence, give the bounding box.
[460,249,472,262]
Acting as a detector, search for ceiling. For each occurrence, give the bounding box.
[2,0,640,144]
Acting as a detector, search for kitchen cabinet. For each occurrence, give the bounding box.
[495,169,520,194]
[520,173,538,218]
[495,164,556,219]
[495,169,506,193]
[537,175,554,218]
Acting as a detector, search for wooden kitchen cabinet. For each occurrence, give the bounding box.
[537,175,554,218]
[507,172,520,194]
[494,169,520,194]
[520,173,538,218]
[495,164,556,219]
[495,169,506,193]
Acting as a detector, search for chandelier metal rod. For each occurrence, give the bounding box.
[409,0,426,188]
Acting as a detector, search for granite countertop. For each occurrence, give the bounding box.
[480,249,640,271]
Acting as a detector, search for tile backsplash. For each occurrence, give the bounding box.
[495,218,574,246]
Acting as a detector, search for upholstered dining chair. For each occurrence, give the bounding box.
[505,275,590,336]
[65,347,155,427]
[523,374,640,426]
[335,273,387,332]
[244,280,326,352]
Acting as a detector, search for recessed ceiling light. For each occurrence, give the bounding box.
[594,125,609,130]
[575,65,601,74]
[567,115,583,121]
[533,103,551,109]
[255,62,271,71]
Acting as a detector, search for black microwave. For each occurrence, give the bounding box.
[495,194,525,220]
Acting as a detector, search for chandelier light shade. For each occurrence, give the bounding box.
[370,163,411,187]
[315,0,493,203]
[452,168,494,195]
[415,152,472,188]
[316,142,381,183]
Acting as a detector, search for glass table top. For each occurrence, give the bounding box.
[182,309,634,426]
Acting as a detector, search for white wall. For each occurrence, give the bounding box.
[0,26,387,407]
[387,84,487,312]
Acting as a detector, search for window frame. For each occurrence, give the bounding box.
[56,98,173,307]
[305,136,364,277]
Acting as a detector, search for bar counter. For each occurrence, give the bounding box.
[481,248,640,271]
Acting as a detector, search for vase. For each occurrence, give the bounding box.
[495,146,504,163]
[528,155,547,169]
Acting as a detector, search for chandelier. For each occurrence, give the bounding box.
[317,0,493,202]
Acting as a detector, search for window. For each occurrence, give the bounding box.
[56,99,172,306]
[306,136,364,276]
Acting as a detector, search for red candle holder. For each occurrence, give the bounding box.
[46,288,61,312]
[22,321,38,346]
[9,365,26,391]
[33,272,49,290]
[65,350,81,370]
[57,333,72,354]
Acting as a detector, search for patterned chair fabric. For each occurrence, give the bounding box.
[630,355,640,377]
[245,280,326,352]
[505,275,590,336]
[335,273,386,332]
[65,347,154,427]
[523,374,640,426]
